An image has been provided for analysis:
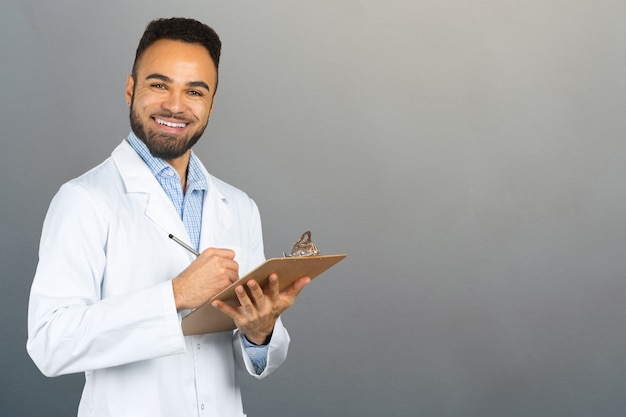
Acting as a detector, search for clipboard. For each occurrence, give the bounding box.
[181,254,347,335]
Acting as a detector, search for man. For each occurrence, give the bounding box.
[27,17,310,417]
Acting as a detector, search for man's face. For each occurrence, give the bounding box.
[126,39,218,161]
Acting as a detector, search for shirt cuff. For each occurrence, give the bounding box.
[241,334,269,374]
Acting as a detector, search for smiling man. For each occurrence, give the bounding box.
[27,18,310,417]
[127,37,215,173]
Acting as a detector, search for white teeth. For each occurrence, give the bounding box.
[156,118,187,128]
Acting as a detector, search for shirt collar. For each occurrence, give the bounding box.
[126,131,207,191]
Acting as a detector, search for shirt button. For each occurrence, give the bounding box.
[197,344,201,350]
[201,404,205,410]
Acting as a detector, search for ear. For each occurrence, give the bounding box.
[125,74,134,106]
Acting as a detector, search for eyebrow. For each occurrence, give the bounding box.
[145,73,211,92]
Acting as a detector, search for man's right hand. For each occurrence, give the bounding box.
[171,248,239,311]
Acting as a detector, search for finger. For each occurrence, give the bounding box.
[227,269,240,283]
[282,276,311,298]
[224,259,239,273]
[193,251,239,275]
[211,299,239,319]
[212,258,238,277]
[266,274,280,296]
[208,256,239,276]
[293,276,312,291]
[246,279,265,302]
[199,247,237,259]
[235,284,254,307]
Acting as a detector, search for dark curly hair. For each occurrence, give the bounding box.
[132,17,222,80]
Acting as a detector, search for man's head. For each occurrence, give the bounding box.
[132,17,222,83]
[126,18,222,161]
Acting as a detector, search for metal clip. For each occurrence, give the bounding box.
[284,231,321,257]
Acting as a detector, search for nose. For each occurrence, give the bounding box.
[162,91,186,113]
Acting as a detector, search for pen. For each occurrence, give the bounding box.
[168,233,200,257]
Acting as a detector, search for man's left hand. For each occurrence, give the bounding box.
[211,274,311,345]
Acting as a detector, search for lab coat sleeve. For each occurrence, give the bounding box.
[27,182,186,377]
[233,317,290,379]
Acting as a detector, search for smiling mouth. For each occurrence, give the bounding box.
[154,117,188,129]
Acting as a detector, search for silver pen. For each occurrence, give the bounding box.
[168,233,200,257]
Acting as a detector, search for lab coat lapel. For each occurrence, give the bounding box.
[111,141,189,241]
[199,169,233,250]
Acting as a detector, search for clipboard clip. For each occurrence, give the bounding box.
[284,231,321,257]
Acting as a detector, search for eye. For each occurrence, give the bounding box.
[188,90,203,97]
[151,83,166,89]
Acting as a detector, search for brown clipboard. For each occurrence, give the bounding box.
[181,254,347,335]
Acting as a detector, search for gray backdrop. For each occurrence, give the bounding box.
[2,0,625,416]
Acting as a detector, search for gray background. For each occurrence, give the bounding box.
[1,0,625,416]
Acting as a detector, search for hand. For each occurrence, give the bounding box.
[211,273,311,345]
[172,248,239,310]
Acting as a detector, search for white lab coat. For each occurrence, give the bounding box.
[27,140,290,417]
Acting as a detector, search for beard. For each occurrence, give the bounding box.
[129,106,207,160]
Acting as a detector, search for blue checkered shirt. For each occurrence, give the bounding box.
[127,132,268,374]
